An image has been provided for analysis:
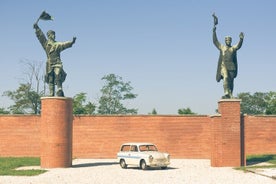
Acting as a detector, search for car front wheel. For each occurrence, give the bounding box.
[140,160,147,170]
[120,159,127,169]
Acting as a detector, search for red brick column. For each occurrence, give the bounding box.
[40,97,73,168]
[211,99,242,167]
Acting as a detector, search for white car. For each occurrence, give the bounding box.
[117,143,170,170]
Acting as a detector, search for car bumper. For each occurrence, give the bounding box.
[148,161,170,167]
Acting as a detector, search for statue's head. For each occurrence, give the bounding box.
[225,36,232,46]
[47,30,56,40]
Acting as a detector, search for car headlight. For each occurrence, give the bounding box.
[149,155,153,162]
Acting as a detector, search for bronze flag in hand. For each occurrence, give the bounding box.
[39,11,53,21]
[212,13,218,26]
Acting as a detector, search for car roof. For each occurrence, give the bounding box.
[121,142,155,146]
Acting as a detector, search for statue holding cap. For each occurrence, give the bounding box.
[212,13,244,99]
[33,11,76,97]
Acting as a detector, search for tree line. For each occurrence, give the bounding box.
[1,61,276,115]
[0,61,138,115]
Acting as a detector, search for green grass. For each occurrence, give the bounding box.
[236,154,276,171]
[0,157,46,176]
[247,154,276,165]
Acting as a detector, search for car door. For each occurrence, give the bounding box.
[128,145,140,165]
[119,145,131,164]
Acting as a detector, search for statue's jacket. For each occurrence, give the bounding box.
[35,26,74,84]
[213,30,243,82]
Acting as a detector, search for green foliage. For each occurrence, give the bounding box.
[151,108,158,115]
[265,92,276,115]
[98,74,138,114]
[237,91,276,115]
[178,107,196,115]
[2,60,45,114]
[73,92,96,114]
[0,157,46,176]
[3,83,41,114]
[0,107,9,114]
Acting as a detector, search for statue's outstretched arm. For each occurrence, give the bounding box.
[234,32,244,50]
[72,37,76,44]
[59,37,77,51]
[33,23,47,49]
[213,27,220,49]
[212,13,220,49]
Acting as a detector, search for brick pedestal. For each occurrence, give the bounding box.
[40,97,73,168]
[211,99,243,167]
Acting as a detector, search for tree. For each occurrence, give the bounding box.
[178,107,196,115]
[97,74,138,114]
[73,92,96,114]
[19,59,46,96]
[151,108,157,115]
[2,60,45,114]
[148,108,157,115]
[265,92,276,114]
[0,107,9,114]
[3,83,41,114]
[237,91,276,115]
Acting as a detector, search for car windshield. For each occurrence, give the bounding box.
[139,145,158,152]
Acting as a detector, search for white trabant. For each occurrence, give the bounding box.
[117,142,170,170]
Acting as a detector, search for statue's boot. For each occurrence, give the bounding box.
[49,83,55,96]
[56,81,64,97]
[223,82,231,99]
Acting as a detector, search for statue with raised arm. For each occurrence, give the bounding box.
[33,11,76,97]
[212,13,244,99]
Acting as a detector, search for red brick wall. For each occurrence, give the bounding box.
[72,115,211,158]
[211,100,242,167]
[0,115,40,157]
[244,115,276,155]
[1,114,276,159]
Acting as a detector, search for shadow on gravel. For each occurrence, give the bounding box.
[126,166,178,171]
[72,162,118,168]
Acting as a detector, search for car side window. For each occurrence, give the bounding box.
[139,145,158,151]
[121,145,130,151]
[139,145,147,151]
[130,145,138,152]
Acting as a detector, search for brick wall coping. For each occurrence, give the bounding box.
[0,114,39,117]
[218,99,241,103]
[243,114,276,117]
[0,113,209,119]
[209,114,221,118]
[41,97,72,100]
[73,114,209,117]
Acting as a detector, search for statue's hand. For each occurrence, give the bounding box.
[72,37,77,44]
[239,32,244,39]
[33,23,38,29]
[212,13,218,26]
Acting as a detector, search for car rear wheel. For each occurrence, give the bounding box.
[140,160,147,170]
[120,159,127,169]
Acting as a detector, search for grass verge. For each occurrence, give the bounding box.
[236,154,276,171]
[247,154,276,165]
[0,157,46,176]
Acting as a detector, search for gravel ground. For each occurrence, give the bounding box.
[1,159,276,184]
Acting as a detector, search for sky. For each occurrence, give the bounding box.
[1,0,276,115]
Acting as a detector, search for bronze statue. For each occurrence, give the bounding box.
[212,13,244,99]
[33,11,76,97]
